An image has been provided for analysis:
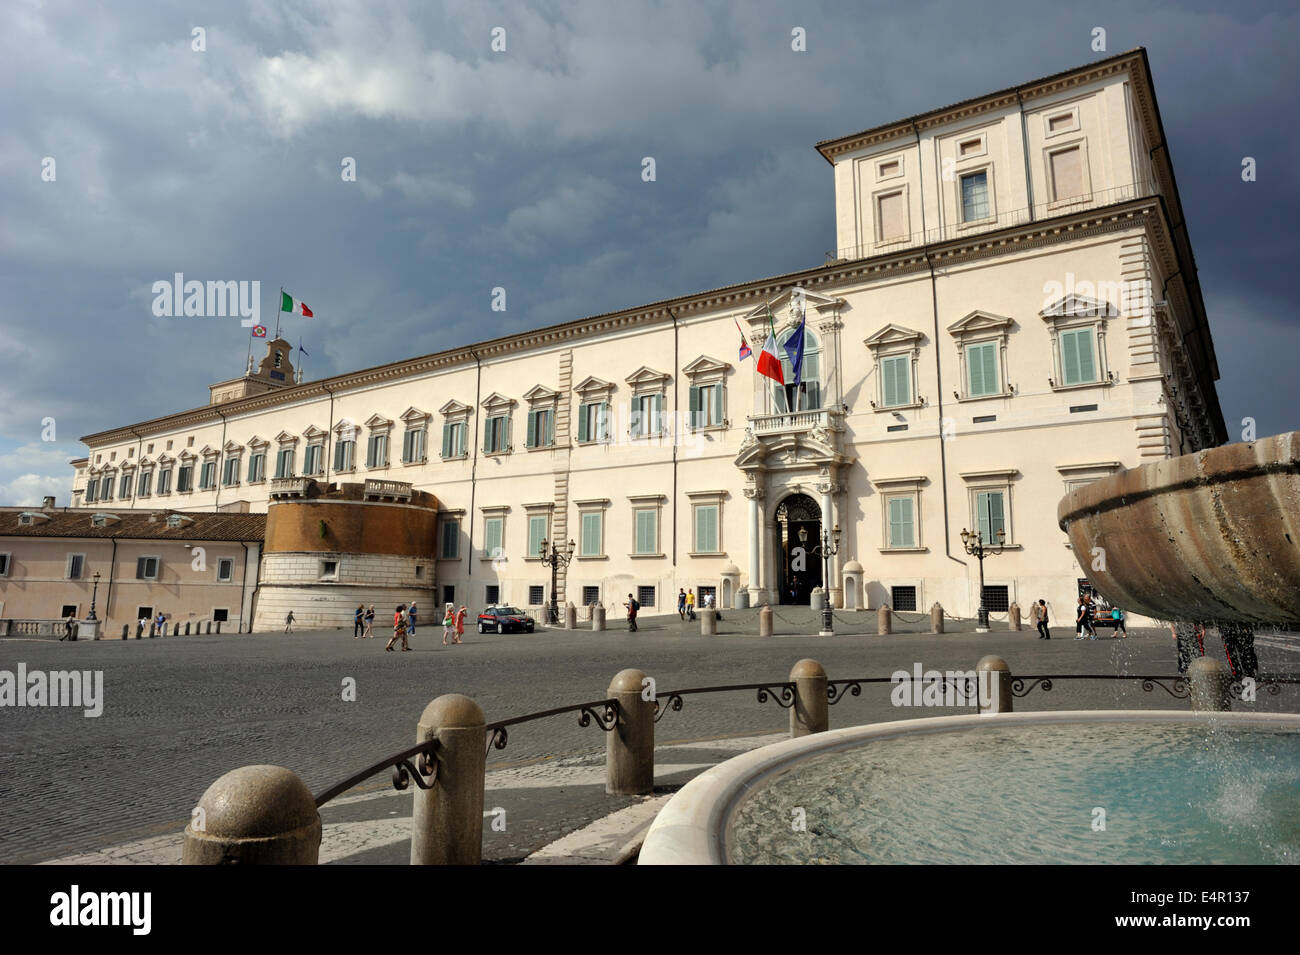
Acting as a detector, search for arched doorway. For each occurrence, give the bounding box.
[776,493,822,604]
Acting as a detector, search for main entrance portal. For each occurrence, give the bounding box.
[777,493,822,605]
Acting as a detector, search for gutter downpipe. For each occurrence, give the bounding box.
[1017,91,1035,220]
[212,409,228,511]
[467,350,482,581]
[323,384,336,485]
[105,537,118,633]
[667,308,680,566]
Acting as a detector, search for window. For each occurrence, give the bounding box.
[630,393,663,438]
[881,354,911,407]
[525,408,554,449]
[527,514,549,558]
[157,468,173,495]
[637,585,656,608]
[689,383,724,429]
[319,560,338,580]
[199,461,217,490]
[222,456,240,486]
[136,556,160,580]
[66,554,85,579]
[634,509,657,555]
[442,585,456,605]
[1049,146,1084,202]
[212,608,229,623]
[582,585,600,605]
[366,433,388,468]
[528,585,545,606]
[485,584,501,605]
[99,474,113,500]
[772,328,821,413]
[61,604,77,618]
[580,511,603,557]
[693,504,720,554]
[483,516,504,561]
[333,437,355,471]
[975,490,1007,545]
[120,473,133,498]
[304,443,324,475]
[217,558,234,582]
[0,553,9,577]
[439,519,460,559]
[247,452,265,483]
[577,402,611,443]
[274,448,294,479]
[1059,328,1098,385]
[891,585,918,612]
[960,170,990,222]
[85,480,97,503]
[484,415,511,454]
[138,470,152,497]
[982,585,1010,613]
[887,496,915,548]
[965,342,999,397]
[876,189,907,242]
[402,427,426,464]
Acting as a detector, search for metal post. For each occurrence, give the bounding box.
[183,765,321,864]
[411,694,486,865]
[789,659,828,737]
[606,669,654,795]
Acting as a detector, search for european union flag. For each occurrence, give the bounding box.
[785,313,807,390]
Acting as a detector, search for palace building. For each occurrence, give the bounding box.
[3,49,1226,633]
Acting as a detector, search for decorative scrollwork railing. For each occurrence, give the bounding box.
[314,738,444,808]
[485,698,621,756]
[1229,674,1299,700]
[1009,674,1191,700]
[650,682,798,725]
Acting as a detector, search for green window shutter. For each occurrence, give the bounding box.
[457,423,466,456]
[528,515,547,556]
[505,415,512,450]
[581,512,601,555]
[599,402,610,441]
[883,356,909,406]
[526,409,537,448]
[484,418,494,453]
[1074,330,1096,382]
[1061,330,1082,385]
[636,510,655,554]
[688,385,700,428]
[976,491,1005,544]
[547,409,554,446]
[889,497,914,547]
[713,383,724,425]
[967,345,984,396]
[695,505,718,552]
[968,343,998,396]
[484,518,502,557]
[577,403,589,442]
[981,343,998,395]
[653,393,664,433]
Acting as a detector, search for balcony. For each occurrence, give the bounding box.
[364,479,413,503]
[269,477,308,499]
[749,408,837,437]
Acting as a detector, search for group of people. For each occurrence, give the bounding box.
[1170,621,1259,678]
[1025,596,1127,640]
[367,602,470,651]
[675,588,717,621]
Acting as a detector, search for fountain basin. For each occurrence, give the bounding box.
[639,711,1300,864]
[1057,431,1300,624]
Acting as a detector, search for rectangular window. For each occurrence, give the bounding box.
[333,439,355,472]
[66,554,85,579]
[966,342,999,397]
[694,504,719,553]
[100,475,113,500]
[634,509,657,555]
[982,585,1010,613]
[136,556,160,580]
[526,408,555,448]
[217,558,234,582]
[157,469,172,495]
[630,394,663,438]
[891,585,918,612]
[636,585,656,608]
[320,560,338,580]
[881,355,911,407]
[484,415,510,453]
[582,585,600,605]
[199,461,217,490]
[61,604,77,618]
[222,457,240,486]
[483,517,504,560]
[1050,146,1084,201]
[402,427,426,463]
[0,553,9,576]
[138,470,152,497]
[960,170,990,222]
[274,449,294,479]
[442,585,455,606]
[247,453,265,483]
[876,190,907,241]
[527,514,549,558]
[528,585,545,606]
[212,608,229,623]
[577,402,610,443]
[120,474,132,498]
[975,490,1007,545]
[366,434,388,468]
[304,443,324,475]
[485,584,500,605]
[441,421,467,458]
[440,519,460,559]
[580,511,603,557]
[1059,328,1098,385]
[689,384,724,429]
[85,481,97,503]
[887,496,915,548]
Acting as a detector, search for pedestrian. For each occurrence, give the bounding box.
[136,616,146,639]
[625,593,639,632]
[677,588,687,620]
[1171,622,1202,673]
[284,610,295,633]
[386,605,409,651]
[442,603,456,646]
[454,605,467,644]
[61,614,74,641]
[407,601,418,636]
[1219,623,1259,679]
[686,588,696,621]
[354,604,365,639]
[363,605,375,638]
[156,611,166,637]
[1112,606,1127,637]
[1035,599,1050,639]
[1074,597,1095,640]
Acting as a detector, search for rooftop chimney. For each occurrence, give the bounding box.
[42,496,56,509]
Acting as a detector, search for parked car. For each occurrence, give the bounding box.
[477,606,536,634]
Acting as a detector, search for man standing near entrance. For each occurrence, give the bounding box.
[625,593,639,632]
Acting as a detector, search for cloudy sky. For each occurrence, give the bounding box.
[2,0,1297,505]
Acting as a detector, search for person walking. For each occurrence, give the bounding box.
[156,611,166,637]
[1074,597,1095,640]
[1034,599,1051,639]
[1111,606,1127,637]
[442,603,456,646]
[363,605,375,638]
[625,593,639,632]
[354,604,365,639]
[1219,623,1259,679]
[407,601,418,636]
[61,614,74,641]
[284,610,295,633]
[386,605,409,651]
[686,589,696,621]
[677,588,687,620]
[454,605,467,644]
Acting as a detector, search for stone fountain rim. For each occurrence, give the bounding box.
[637,709,1300,866]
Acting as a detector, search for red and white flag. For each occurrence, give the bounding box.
[756,309,785,384]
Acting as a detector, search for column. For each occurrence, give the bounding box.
[818,476,842,609]
[746,490,760,602]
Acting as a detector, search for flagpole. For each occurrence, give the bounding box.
[275,286,283,340]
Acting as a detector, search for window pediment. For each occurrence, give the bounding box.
[157,453,175,465]
[246,435,269,450]
[137,457,154,468]
[198,446,219,459]
[222,440,243,455]
[683,355,732,380]
[400,406,430,424]
[332,419,358,438]
[745,288,843,333]
[364,414,394,433]
[625,366,670,391]
[523,384,560,405]
[481,392,517,413]
[302,425,327,441]
[865,323,926,352]
[274,431,299,446]
[439,399,473,418]
[947,310,1015,338]
[574,376,615,399]
[1041,295,1115,321]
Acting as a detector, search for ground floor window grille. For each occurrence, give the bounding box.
[213,609,229,623]
[891,586,917,612]
[528,585,544,606]
[637,586,655,608]
[582,586,600,605]
[485,584,500,606]
[442,586,455,605]
[698,585,716,606]
[982,585,1010,613]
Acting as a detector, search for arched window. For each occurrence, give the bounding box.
[772,327,821,412]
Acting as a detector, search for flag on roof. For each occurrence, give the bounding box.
[280,291,313,317]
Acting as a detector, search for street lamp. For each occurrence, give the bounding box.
[538,537,575,625]
[87,571,102,621]
[799,523,841,636]
[960,502,1006,632]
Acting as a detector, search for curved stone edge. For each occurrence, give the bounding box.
[637,709,1300,866]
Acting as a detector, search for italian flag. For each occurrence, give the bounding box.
[756,308,785,384]
[280,291,313,317]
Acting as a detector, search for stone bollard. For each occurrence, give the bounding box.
[699,607,716,636]
[758,604,773,637]
[931,602,945,633]
[592,606,606,632]
[810,587,826,612]
[606,669,654,795]
[184,622,191,635]
[877,605,892,635]
[789,659,828,737]
[976,656,1013,715]
[206,621,212,634]
[1187,657,1232,712]
[216,620,222,634]
[121,625,129,640]
[736,590,750,610]
[564,601,577,629]
[182,765,321,864]
[1009,603,1022,631]
[411,694,486,866]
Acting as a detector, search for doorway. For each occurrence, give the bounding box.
[777,493,822,605]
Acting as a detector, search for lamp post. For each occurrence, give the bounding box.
[538,537,575,626]
[800,523,841,636]
[87,571,102,621]
[960,501,1006,633]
